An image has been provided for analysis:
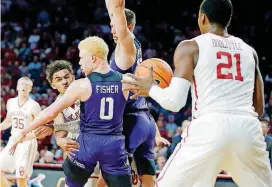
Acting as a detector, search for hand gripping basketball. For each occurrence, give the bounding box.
[122,66,156,99]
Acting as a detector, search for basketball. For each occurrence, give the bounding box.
[135,58,173,88]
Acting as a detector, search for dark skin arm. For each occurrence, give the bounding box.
[252,48,265,117]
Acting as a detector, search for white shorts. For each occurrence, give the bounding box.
[156,113,272,187]
[0,136,37,178]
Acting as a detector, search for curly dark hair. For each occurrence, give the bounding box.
[46,60,73,83]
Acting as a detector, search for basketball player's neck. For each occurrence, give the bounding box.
[18,93,29,106]
[208,25,229,37]
[93,61,111,74]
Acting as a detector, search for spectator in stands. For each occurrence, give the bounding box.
[165,114,178,134]
[168,127,182,155]
[154,143,168,160]
[44,150,56,164]
[19,61,29,76]
[155,155,166,171]
[261,115,272,167]
[156,118,168,140]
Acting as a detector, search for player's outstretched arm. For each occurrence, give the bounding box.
[106,0,136,70]
[21,79,85,136]
[9,79,87,154]
[30,103,53,140]
[0,99,12,131]
[252,48,264,117]
[122,40,197,112]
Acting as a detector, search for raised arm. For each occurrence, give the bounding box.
[252,48,264,117]
[0,99,12,131]
[106,0,136,70]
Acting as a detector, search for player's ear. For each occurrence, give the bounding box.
[50,82,57,89]
[199,12,205,25]
[71,74,75,81]
[128,24,133,32]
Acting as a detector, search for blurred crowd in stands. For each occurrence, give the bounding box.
[1,0,272,170]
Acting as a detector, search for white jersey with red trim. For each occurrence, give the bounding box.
[8,97,39,137]
[55,94,80,139]
[0,97,39,178]
[56,95,80,122]
[191,33,257,118]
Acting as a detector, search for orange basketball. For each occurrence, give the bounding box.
[135,58,173,88]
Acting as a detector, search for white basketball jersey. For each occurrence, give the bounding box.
[55,95,80,139]
[8,97,39,137]
[56,94,80,122]
[192,33,257,118]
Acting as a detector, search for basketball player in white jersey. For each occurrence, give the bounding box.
[0,77,41,187]
[44,60,100,187]
[122,0,272,186]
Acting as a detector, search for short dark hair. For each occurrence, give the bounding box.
[200,0,233,28]
[46,60,73,83]
[125,8,136,27]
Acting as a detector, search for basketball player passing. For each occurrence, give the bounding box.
[123,0,272,186]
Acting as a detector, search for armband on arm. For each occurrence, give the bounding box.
[149,77,191,112]
[54,120,80,133]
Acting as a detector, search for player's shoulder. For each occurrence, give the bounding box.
[176,39,199,54]
[28,98,41,107]
[192,33,212,41]
[6,98,15,110]
[71,78,90,91]
[231,35,256,55]
[7,97,17,104]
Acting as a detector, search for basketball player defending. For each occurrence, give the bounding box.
[122,0,272,186]
[10,36,132,187]
[45,60,100,187]
[105,0,169,186]
[0,77,41,187]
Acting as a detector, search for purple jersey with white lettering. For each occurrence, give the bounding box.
[80,70,126,135]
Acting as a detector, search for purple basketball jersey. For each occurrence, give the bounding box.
[80,70,126,135]
[110,38,148,112]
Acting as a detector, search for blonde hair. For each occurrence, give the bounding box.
[18,77,33,86]
[78,36,109,61]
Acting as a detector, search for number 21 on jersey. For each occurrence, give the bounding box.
[100,97,114,120]
[216,51,243,81]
